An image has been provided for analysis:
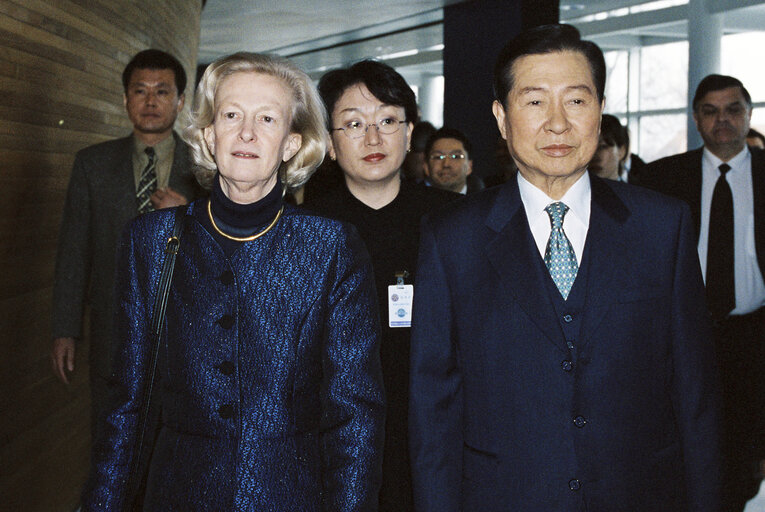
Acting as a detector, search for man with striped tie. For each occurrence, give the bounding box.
[51,49,202,441]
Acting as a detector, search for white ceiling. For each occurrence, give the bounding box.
[198,0,765,79]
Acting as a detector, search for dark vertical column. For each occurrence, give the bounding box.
[443,0,558,177]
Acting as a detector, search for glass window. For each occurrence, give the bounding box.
[638,114,687,162]
[604,50,628,114]
[639,41,688,110]
[722,32,765,103]
[750,108,765,135]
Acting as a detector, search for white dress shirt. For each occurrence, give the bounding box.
[698,146,765,315]
[517,171,591,265]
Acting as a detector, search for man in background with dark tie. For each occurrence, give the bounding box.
[643,74,765,512]
[50,49,202,440]
[408,24,721,511]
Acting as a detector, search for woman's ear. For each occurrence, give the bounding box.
[282,133,303,162]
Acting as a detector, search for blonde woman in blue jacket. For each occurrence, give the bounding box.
[83,52,385,511]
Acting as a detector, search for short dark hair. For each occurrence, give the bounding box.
[122,49,187,95]
[599,114,629,150]
[692,74,752,112]
[493,23,606,107]
[425,127,472,157]
[411,121,436,153]
[318,60,418,127]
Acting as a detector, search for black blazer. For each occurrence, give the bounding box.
[641,146,765,279]
[52,132,203,378]
[409,174,721,511]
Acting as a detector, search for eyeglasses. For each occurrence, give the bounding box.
[429,152,467,161]
[331,118,406,139]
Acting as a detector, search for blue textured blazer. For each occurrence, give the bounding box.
[409,175,721,511]
[82,201,385,511]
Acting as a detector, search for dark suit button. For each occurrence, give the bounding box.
[563,314,573,323]
[561,360,573,372]
[218,403,235,419]
[573,415,587,428]
[219,361,235,375]
[219,269,234,285]
[217,314,234,329]
[569,478,581,491]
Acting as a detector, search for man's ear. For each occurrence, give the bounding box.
[466,159,473,176]
[492,100,508,140]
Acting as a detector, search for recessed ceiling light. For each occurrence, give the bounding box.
[561,3,586,11]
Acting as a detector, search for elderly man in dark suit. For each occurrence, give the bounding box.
[643,74,765,512]
[50,49,202,437]
[408,24,721,511]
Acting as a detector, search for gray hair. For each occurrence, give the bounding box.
[183,52,327,190]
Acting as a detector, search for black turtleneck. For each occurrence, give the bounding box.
[194,173,284,256]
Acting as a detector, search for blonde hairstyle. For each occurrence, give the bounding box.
[183,52,327,190]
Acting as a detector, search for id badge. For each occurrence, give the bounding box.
[388,284,414,328]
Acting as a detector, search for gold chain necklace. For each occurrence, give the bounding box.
[207,199,284,242]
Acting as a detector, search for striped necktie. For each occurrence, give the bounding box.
[544,202,579,300]
[136,146,157,214]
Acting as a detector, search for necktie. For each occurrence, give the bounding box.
[706,163,735,320]
[136,147,157,214]
[544,202,579,300]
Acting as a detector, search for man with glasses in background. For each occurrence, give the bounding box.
[424,127,484,194]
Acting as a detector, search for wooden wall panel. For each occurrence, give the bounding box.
[0,0,202,509]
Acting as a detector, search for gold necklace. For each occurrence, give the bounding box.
[207,199,284,242]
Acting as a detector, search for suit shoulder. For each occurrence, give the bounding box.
[605,179,691,227]
[75,136,132,160]
[422,184,501,232]
[285,203,361,240]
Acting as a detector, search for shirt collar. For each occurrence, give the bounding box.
[517,170,591,227]
[702,145,749,174]
[133,133,175,163]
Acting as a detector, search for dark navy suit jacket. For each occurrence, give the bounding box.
[409,174,721,511]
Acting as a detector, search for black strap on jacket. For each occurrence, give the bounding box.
[124,204,188,510]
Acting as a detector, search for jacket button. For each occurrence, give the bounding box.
[573,415,587,428]
[219,361,235,375]
[561,360,573,372]
[569,478,581,491]
[217,314,234,329]
[219,269,234,285]
[218,403,235,419]
[563,314,573,323]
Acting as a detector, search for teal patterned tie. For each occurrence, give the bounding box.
[544,202,578,300]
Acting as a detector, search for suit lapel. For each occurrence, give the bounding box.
[752,147,765,277]
[113,136,139,217]
[484,180,568,352]
[578,176,632,347]
[685,148,704,240]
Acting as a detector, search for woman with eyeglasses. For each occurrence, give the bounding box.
[304,60,458,511]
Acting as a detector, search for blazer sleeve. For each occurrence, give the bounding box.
[80,218,163,511]
[52,152,92,338]
[669,203,722,511]
[320,226,385,512]
[408,217,463,512]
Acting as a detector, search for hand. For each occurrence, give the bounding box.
[150,187,188,209]
[51,337,76,384]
